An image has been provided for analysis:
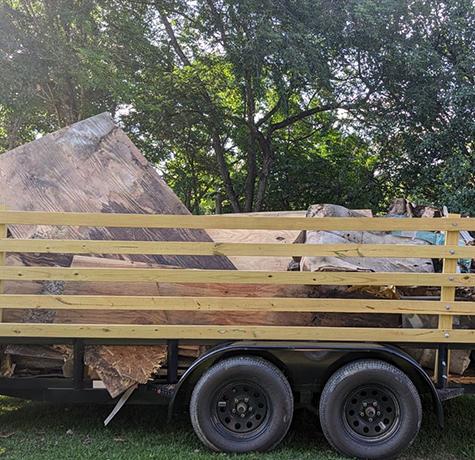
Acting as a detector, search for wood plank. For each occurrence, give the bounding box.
[1,210,475,231]
[201,215,301,271]
[1,239,473,259]
[437,215,460,374]
[0,322,472,342]
[50,255,312,328]
[439,219,460,329]
[1,266,475,286]
[0,207,6,322]
[2,295,475,315]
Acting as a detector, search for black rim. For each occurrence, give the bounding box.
[211,381,269,435]
[344,384,400,442]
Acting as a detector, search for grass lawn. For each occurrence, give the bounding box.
[0,395,474,459]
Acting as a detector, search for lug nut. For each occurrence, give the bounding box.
[372,401,378,407]
[368,417,373,422]
[377,411,381,416]
[249,407,253,411]
[240,413,245,418]
[244,398,249,403]
[363,402,368,408]
[360,412,365,417]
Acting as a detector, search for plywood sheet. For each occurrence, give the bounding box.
[0,113,235,270]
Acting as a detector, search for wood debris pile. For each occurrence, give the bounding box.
[0,114,474,396]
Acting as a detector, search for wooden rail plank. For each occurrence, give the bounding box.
[0,323,472,342]
[1,210,475,231]
[436,215,460,377]
[439,217,460,332]
[1,239,474,259]
[1,295,475,315]
[0,206,6,322]
[1,267,475,286]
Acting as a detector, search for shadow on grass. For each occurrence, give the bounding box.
[0,395,474,459]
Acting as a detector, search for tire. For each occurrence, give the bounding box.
[190,356,293,453]
[319,359,422,460]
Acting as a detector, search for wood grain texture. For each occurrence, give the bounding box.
[0,322,470,342]
[439,216,460,330]
[0,207,6,322]
[1,294,475,315]
[1,266,475,286]
[1,210,474,231]
[2,239,473,259]
[84,345,167,398]
[0,113,234,270]
[207,212,302,271]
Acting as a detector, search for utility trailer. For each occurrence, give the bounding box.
[0,210,475,459]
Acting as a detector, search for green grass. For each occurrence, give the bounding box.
[0,396,474,459]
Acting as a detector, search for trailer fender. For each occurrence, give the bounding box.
[167,341,444,428]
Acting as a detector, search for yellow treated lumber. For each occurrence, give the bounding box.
[1,295,475,315]
[1,266,475,286]
[439,216,460,331]
[0,207,5,322]
[1,210,475,231]
[1,239,474,259]
[0,322,471,342]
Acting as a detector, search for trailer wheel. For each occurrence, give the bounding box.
[190,356,293,453]
[319,359,422,460]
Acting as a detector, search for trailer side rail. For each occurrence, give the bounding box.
[0,209,473,344]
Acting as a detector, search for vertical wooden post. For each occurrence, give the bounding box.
[0,205,6,322]
[436,213,460,385]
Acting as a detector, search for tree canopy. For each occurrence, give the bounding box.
[0,0,473,214]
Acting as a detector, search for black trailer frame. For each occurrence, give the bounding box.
[1,337,473,428]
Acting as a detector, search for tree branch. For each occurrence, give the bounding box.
[256,95,284,127]
[155,5,191,67]
[268,102,354,133]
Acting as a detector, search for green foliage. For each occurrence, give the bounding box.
[266,130,383,212]
[0,0,473,214]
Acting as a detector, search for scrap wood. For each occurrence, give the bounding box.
[84,345,167,398]
[207,210,305,271]
[0,112,234,271]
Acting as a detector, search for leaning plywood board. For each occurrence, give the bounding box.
[0,113,233,395]
[0,113,234,271]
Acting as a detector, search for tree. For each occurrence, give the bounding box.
[1,0,473,215]
[0,0,149,149]
[126,0,390,212]
[352,0,475,212]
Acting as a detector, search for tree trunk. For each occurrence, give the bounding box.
[212,133,242,212]
[254,135,273,211]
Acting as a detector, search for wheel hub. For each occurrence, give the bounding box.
[214,382,268,433]
[344,385,400,440]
